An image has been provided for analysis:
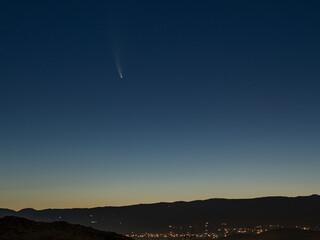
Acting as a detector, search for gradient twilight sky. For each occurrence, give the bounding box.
[1,0,320,210]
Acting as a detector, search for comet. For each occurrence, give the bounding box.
[114,50,123,79]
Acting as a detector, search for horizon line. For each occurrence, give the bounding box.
[3,193,319,212]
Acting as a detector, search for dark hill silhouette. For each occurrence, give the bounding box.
[1,195,320,233]
[0,216,131,240]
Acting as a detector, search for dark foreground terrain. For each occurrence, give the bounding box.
[1,216,320,240]
[0,216,131,240]
[225,229,320,240]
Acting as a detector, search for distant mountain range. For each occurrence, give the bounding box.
[1,195,320,234]
[0,216,131,240]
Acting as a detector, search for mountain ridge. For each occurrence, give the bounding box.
[1,194,320,234]
[5,194,320,212]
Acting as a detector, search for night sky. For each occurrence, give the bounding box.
[1,1,320,210]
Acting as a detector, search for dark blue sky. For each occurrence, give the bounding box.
[1,0,320,209]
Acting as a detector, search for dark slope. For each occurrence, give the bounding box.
[1,195,320,233]
[225,229,320,240]
[0,216,131,240]
[0,209,15,218]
